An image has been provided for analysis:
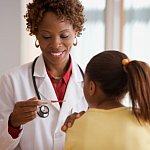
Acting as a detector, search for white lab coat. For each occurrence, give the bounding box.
[0,55,88,150]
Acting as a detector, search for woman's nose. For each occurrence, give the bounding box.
[49,37,62,49]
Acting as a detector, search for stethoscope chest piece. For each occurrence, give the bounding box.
[37,105,49,118]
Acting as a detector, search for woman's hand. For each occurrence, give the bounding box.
[9,97,42,128]
[61,111,85,132]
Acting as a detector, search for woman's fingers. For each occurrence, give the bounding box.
[61,111,85,132]
[10,98,41,127]
[16,98,42,107]
[76,111,85,118]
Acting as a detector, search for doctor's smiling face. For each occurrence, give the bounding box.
[36,12,77,69]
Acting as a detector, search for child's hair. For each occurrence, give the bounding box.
[24,0,85,36]
[85,50,150,123]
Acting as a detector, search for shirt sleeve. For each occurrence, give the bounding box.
[8,126,22,139]
[8,115,22,139]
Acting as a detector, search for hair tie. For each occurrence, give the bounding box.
[122,58,132,72]
[122,58,132,66]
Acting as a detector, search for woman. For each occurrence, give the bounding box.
[63,50,150,150]
[0,0,88,150]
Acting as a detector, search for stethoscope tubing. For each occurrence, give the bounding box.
[32,57,49,118]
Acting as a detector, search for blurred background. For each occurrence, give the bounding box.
[0,0,150,75]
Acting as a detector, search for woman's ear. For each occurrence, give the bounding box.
[35,34,38,40]
[74,29,78,37]
[89,81,96,96]
[35,35,40,48]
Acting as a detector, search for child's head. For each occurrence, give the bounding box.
[84,50,128,102]
[84,50,150,123]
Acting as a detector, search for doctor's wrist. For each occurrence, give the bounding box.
[8,113,21,129]
[8,114,22,139]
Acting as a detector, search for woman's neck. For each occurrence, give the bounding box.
[45,58,70,78]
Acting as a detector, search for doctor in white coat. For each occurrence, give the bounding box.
[0,0,88,149]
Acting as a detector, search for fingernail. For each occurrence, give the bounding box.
[68,122,72,127]
[76,114,80,118]
[62,125,67,131]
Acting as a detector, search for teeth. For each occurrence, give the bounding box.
[51,51,63,56]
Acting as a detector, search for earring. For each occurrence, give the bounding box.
[35,39,39,48]
[73,37,77,46]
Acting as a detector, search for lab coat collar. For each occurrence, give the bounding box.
[70,55,84,83]
[33,54,84,82]
[32,54,84,111]
[33,54,46,77]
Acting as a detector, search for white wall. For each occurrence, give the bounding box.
[0,0,21,75]
[0,0,41,75]
[20,0,41,65]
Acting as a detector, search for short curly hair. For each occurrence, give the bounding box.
[24,0,85,37]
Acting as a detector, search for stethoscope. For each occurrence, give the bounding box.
[32,57,49,118]
[32,56,84,118]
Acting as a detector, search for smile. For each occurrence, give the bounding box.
[50,51,64,56]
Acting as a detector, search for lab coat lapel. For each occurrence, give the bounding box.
[33,55,60,111]
[56,60,85,129]
[61,57,84,114]
[38,77,60,111]
[62,77,83,112]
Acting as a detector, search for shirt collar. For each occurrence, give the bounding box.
[46,56,72,84]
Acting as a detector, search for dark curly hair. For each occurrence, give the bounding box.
[24,0,85,37]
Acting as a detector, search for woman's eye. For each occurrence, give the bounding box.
[61,35,70,38]
[42,36,51,39]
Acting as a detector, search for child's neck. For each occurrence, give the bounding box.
[96,101,124,109]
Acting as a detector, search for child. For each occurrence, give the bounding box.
[63,50,150,150]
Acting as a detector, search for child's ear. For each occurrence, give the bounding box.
[89,81,96,96]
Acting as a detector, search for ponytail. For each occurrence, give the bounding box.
[125,61,150,123]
